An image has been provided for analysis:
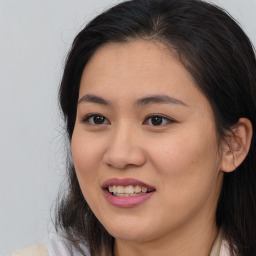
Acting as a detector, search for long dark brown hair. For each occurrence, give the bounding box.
[55,0,256,255]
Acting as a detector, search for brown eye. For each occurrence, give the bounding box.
[151,116,163,126]
[83,114,110,125]
[93,115,105,124]
[143,115,174,126]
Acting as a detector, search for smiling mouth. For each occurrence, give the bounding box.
[107,185,155,197]
[102,179,156,207]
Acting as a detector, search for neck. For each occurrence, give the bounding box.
[114,218,219,256]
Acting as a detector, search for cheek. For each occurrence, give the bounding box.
[148,130,222,227]
[71,129,104,189]
[71,130,105,212]
[149,126,220,188]
[72,129,103,167]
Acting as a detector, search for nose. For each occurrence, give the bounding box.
[103,124,146,169]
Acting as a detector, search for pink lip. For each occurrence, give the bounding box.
[102,178,156,208]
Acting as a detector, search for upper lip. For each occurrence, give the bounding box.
[102,178,156,191]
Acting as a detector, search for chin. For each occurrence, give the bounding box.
[109,229,152,242]
[102,218,157,242]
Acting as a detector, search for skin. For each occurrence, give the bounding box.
[71,40,225,256]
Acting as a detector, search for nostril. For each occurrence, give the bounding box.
[103,147,146,169]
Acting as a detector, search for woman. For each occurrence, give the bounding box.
[11,0,256,255]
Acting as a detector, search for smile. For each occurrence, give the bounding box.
[102,178,156,207]
[108,185,153,197]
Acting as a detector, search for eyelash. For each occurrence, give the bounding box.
[82,113,110,125]
[81,113,174,127]
[143,114,174,126]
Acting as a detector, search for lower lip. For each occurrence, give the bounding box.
[103,190,155,208]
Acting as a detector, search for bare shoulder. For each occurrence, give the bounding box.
[9,243,49,256]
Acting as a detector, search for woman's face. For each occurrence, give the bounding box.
[71,40,224,243]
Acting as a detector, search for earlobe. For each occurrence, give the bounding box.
[220,118,253,173]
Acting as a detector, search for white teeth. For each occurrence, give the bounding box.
[134,185,141,193]
[142,187,147,193]
[116,186,125,193]
[124,185,134,194]
[108,185,150,195]
[113,192,147,197]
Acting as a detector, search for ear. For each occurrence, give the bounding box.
[220,118,253,173]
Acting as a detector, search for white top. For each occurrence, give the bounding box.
[10,232,230,256]
[46,232,230,256]
[46,234,90,256]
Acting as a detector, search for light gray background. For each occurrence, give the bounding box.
[0,0,255,255]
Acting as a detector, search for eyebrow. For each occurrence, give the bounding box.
[78,94,187,107]
[136,95,187,106]
[78,94,110,105]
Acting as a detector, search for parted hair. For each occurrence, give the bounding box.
[56,0,256,255]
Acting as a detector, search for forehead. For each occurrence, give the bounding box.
[86,40,175,72]
[79,40,209,111]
